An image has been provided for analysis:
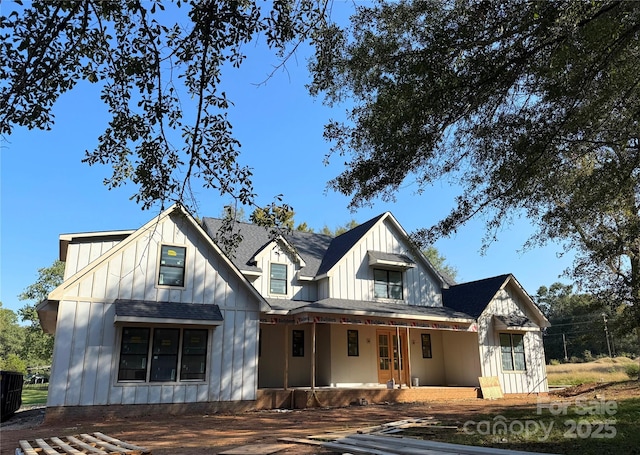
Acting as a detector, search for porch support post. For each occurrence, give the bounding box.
[406,326,412,388]
[311,321,316,390]
[396,326,401,386]
[283,325,289,390]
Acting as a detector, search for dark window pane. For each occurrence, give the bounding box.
[181,329,208,381]
[150,328,179,381]
[158,245,186,286]
[292,330,304,357]
[421,333,432,358]
[347,330,359,356]
[373,269,403,299]
[118,328,149,381]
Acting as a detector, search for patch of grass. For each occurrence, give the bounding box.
[21,384,48,407]
[401,397,640,455]
[547,357,637,386]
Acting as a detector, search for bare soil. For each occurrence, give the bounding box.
[2,381,638,455]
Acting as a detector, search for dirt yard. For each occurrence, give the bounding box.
[2,381,639,455]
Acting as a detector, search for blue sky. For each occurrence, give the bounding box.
[0,3,574,316]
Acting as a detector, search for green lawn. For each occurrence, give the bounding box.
[21,384,48,407]
[400,397,640,455]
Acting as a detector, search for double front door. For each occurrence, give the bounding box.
[377,329,407,384]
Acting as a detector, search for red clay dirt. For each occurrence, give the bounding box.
[2,381,638,455]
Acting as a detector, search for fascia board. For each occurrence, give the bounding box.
[288,306,476,324]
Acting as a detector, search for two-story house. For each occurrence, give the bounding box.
[38,204,549,419]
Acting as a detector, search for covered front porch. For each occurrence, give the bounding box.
[258,304,482,393]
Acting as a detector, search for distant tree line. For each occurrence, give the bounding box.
[535,283,638,363]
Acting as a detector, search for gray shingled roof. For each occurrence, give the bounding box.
[114,300,223,322]
[202,218,333,277]
[266,297,474,321]
[316,214,385,275]
[442,274,511,318]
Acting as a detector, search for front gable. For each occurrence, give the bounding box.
[43,205,267,332]
[250,236,306,299]
[319,213,444,306]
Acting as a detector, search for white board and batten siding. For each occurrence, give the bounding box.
[325,217,442,306]
[249,240,318,302]
[48,211,261,408]
[477,283,548,394]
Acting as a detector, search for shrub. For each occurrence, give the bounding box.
[583,350,594,362]
[550,359,561,366]
[625,362,640,379]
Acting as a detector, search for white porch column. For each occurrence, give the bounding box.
[283,325,289,390]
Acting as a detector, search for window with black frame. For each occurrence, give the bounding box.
[500,333,526,371]
[158,245,186,287]
[347,330,359,356]
[118,327,150,381]
[374,269,403,299]
[180,329,208,380]
[117,327,209,382]
[292,329,304,357]
[421,333,432,358]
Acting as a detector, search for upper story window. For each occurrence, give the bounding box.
[158,245,186,287]
[500,333,526,371]
[374,269,403,299]
[270,263,287,295]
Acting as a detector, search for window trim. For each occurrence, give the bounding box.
[157,244,187,288]
[499,332,527,372]
[117,326,209,383]
[269,263,288,295]
[373,268,404,300]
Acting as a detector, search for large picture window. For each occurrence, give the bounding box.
[374,269,403,299]
[118,327,208,382]
[500,333,526,371]
[158,245,186,287]
[270,263,287,295]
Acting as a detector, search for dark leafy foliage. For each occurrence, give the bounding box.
[309,0,640,330]
[1,0,328,215]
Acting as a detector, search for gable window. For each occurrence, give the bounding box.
[292,329,304,357]
[421,333,432,358]
[118,327,208,382]
[374,269,403,299]
[158,245,186,287]
[500,333,526,371]
[347,330,359,356]
[270,263,287,295]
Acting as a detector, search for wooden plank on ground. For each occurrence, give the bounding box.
[18,440,39,455]
[218,443,295,455]
[64,435,113,454]
[17,434,150,455]
[277,437,325,446]
[48,437,84,455]
[92,433,149,453]
[34,439,61,455]
[79,434,129,453]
